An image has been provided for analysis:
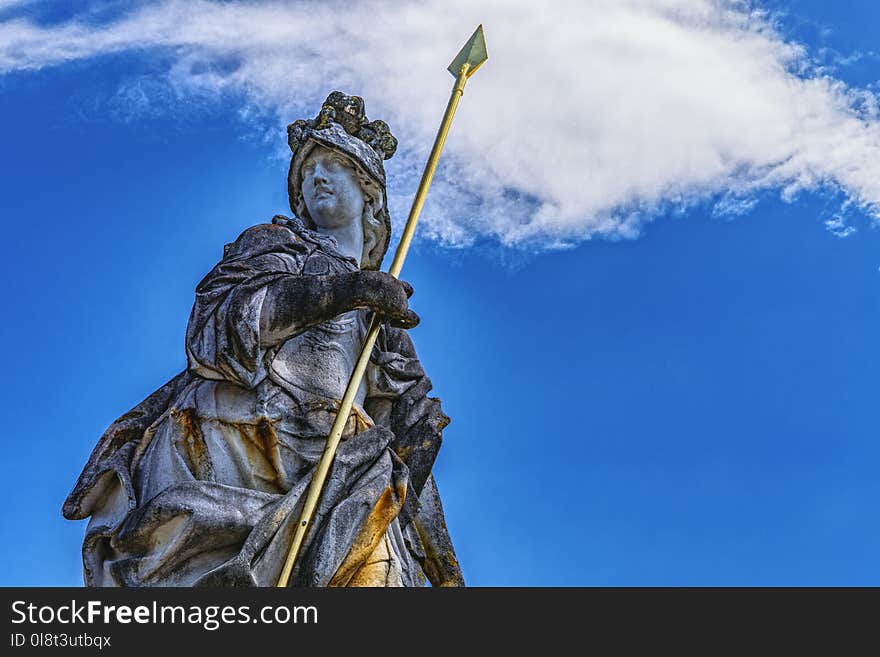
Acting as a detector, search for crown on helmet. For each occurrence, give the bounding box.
[287,91,396,184]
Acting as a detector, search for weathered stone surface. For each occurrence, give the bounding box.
[63,93,463,588]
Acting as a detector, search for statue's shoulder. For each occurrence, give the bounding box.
[222,215,315,260]
[219,215,355,276]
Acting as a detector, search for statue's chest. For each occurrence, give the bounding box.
[301,248,357,276]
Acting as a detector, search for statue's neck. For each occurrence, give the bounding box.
[317,219,364,266]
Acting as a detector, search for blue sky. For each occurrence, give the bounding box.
[1,0,879,586]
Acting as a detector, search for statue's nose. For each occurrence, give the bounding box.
[312,165,329,184]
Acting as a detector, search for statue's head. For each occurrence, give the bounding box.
[287,92,397,270]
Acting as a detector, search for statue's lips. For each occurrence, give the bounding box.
[313,187,333,199]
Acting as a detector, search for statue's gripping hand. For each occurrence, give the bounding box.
[344,270,420,328]
[259,271,419,347]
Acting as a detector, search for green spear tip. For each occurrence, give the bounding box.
[447,24,488,79]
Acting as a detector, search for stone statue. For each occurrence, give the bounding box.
[62,92,464,587]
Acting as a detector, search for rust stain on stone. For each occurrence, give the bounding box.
[234,417,286,493]
[328,481,407,587]
[335,402,374,440]
[256,417,283,478]
[172,408,215,481]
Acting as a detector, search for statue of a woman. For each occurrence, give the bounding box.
[62,93,464,587]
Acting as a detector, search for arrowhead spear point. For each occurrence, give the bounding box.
[447,24,488,78]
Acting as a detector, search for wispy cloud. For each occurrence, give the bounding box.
[2,0,879,247]
[824,214,857,238]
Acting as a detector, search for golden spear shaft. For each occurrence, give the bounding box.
[276,25,488,587]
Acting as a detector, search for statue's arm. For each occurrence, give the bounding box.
[185,223,416,387]
[258,271,418,347]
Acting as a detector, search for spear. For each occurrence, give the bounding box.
[276,25,488,587]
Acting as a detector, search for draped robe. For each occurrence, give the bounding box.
[63,215,463,587]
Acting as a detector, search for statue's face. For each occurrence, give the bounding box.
[301,146,365,230]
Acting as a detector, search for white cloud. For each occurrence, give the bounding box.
[824,214,856,238]
[2,0,879,247]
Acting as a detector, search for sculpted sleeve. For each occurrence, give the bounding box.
[368,325,450,499]
[185,222,311,388]
[366,325,465,586]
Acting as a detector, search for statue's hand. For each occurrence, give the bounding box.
[338,271,420,329]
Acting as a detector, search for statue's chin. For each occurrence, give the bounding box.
[311,211,359,231]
